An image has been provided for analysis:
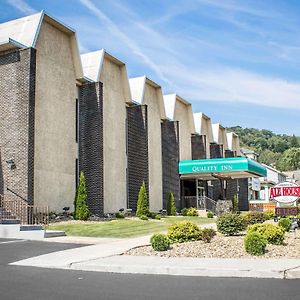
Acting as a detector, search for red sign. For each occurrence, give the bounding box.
[269,182,300,204]
[270,186,300,198]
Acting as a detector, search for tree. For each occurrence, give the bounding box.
[136,181,149,217]
[290,135,299,148]
[74,171,90,220]
[167,192,176,216]
[277,147,300,171]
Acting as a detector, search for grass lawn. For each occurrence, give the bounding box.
[48,216,215,238]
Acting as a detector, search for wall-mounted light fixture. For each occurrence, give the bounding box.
[6,159,16,170]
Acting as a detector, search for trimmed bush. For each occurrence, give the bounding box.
[150,233,171,251]
[167,192,177,216]
[200,228,216,243]
[232,194,239,213]
[74,171,90,220]
[244,211,265,226]
[155,214,161,220]
[207,210,214,218]
[181,207,198,216]
[115,212,125,218]
[247,223,285,245]
[168,221,201,243]
[244,232,267,256]
[217,213,246,235]
[148,212,157,219]
[181,208,188,216]
[278,218,291,232]
[136,182,149,217]
[139,214,148,220]
[263,210,275,220]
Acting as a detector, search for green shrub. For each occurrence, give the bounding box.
[232,194,239,213]
[181,207,198,216]
[115,212,125,218]
[155,214,161,220]
[167,192,177,216]
[263,210,275,220]
[150,233,171,251]
[207,210,214,218]
[136,182,149,217]
[181,208,188,216]
[244,211,265,226]
[247,223,285,245]
[148,212,157,219]
[244,232,267,256]
[168,221,201,243]
[139,214,148,220]
[74,171,90,220]
[217,213,246,235]
[200,228,216,243]
[278,218,291,232]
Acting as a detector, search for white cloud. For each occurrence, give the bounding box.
[79,0,173,86]
[162,63,300,110]
[6,0,36,14]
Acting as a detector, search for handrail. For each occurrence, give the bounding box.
[198,196,217,213]
[7,187,29,202]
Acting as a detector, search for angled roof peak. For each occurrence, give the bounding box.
[0,11,43,48]
[129,76,146,104]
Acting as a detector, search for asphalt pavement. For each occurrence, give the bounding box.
[0,238,299,300]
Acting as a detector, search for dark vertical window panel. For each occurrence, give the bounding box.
[161,120,180,210]
[78,82,104,216]
[126,104,149,212]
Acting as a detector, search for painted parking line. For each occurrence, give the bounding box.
[0,240,26,245]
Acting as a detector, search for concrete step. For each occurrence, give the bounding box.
[44,230,66,238]
[20,225,43,231]
[0,219,20,224]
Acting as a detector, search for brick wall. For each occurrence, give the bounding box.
[0,148,4,195]
[224,149,238,200]
[238,178,249,211]
[209,143,224,201]
[161,120,180,210]
[78,82,104,216]
[0,48,36,204]
[126,104,149,211]
[191,135,206,160]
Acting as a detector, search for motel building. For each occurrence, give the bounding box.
[0,12,268,221]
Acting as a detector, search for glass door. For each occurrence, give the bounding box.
[196,179,206,209]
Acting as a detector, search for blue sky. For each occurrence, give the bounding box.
[2,0,300,135]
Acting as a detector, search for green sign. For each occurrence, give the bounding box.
[179,157,266,177]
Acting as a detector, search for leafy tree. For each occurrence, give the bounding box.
[136,181,149,217]
[277,147,300,171]
[74,171,90,220]
[227,126,300,168]
[290,135,299,148]
[167,192,176,216]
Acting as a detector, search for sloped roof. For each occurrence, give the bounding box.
[193,112,210,135]
[129,76,146,104]
[0,12,43,48]
[80,49,105,82]
[0,11,83,78]
[129,76,166,118]
[81,49,126,82]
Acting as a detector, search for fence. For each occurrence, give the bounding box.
[0,194,49,225]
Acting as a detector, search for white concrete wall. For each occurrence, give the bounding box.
[143,83,164,212]
[174,100,194,160]
[100,57,129,213]
[34,21,78,212]
[194,113,213,158]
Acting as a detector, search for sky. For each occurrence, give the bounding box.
[1,0,300,136]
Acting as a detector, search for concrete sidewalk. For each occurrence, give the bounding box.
[10,234,300,279]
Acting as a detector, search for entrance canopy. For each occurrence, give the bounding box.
[179,157,267,180]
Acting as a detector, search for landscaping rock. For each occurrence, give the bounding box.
[126,232,300,259]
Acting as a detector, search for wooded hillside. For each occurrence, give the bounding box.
[227,126,300,171]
